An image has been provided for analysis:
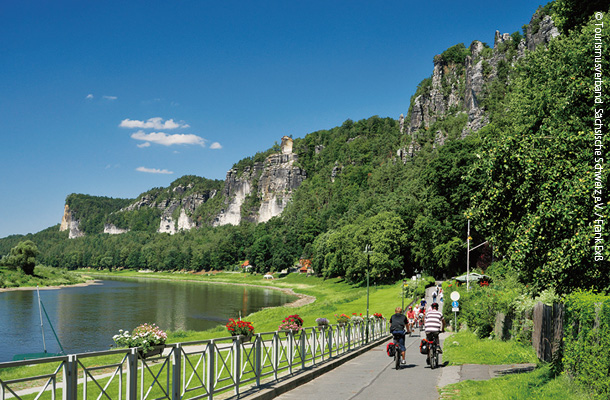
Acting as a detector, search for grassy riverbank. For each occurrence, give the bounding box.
[0,265,88,289]
[77,269,410,341]
[440,331,591,399]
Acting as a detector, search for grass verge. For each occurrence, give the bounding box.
[0,265,88,289]
[440,331,591,399]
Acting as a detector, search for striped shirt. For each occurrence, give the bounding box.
[425,309,444,333]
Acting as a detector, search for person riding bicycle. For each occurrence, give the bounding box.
[424,302,445,354]
[417,305,425,328]
[390,306,409,364]
[406,306,415,333]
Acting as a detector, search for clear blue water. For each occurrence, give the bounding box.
[0,277,294,362]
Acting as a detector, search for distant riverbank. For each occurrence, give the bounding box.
[0,279,101,292]
[0,265,90,291]
[79,269,316,308]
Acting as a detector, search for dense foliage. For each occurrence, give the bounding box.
[1,240,39,275]
[562,291,610,399]
[468,11,610,295]
[66,194,132,234]
[0,2,606,297]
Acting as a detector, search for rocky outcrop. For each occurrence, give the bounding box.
[525,12,560,52]
[59,204,85,239]
[404,8,560,155]
[103,224,129,234]
[125,187,216,234]
[214,137,306,226]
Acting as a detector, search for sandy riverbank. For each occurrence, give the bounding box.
[0,280,103,293]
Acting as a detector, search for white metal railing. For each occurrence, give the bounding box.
[0,319,388,400]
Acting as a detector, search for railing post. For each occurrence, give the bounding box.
[172,345,182,400]
[62,355,77,400]
[273,332,279,380]
[255,334,262,387]
[207,341,215,400]
[328,326,333,358]
[312,328,317,365]
[233,337,241,397]
[126,348,138,400]
[347,324,351,351]
[300,330,306,369]
[288,331,294,374]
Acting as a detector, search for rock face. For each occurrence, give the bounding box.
[104,224,129,234]
[403,8,560,157]
[59,204,85,239]
[214,136,306,226]
[123,187,217,234]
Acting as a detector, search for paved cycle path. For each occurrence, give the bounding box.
[273,329,442,400]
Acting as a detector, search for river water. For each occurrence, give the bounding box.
[0,277,295,362]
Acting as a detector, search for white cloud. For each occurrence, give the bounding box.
[137,142,151,148]
[103,95,117,100]
[86,94,94,99]
[120,117,189,130]
[136,166,174,174]
[131,130,205,147]
[210,142,222,149]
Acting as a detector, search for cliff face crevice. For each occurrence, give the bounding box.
[213,136,307,226]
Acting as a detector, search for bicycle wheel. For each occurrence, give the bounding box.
[395,348,401,369]
[428,344,435,369]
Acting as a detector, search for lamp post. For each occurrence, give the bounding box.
[467,219,471,291]
[364,244,373,342]
[401,270,406,311]
[466,218,488,291]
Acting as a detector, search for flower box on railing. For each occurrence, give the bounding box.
[138,344,165,359]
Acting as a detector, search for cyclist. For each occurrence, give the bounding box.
[424,302,445,356]
[417,305,425,328]
[390,306,409,364]
[406,306,415,333]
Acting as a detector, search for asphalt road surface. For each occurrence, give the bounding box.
[274,328,444,400]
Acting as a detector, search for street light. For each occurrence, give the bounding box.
[364,244,373,342]
[401,270,406,311]
[466,219,488,291]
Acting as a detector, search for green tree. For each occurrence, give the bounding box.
[468,14,610,294]
[5,240,39,275]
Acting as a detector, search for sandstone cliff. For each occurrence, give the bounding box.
[59,204,85,239]
[399,8,560,161]
[59,137,307,236]
[119,181,219,234]
[213,136,307,226]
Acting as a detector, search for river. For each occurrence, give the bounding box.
[0,277,295,362]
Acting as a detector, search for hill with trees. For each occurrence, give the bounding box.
[1,0,608,295]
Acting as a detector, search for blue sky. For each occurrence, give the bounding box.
[0,0,546,238]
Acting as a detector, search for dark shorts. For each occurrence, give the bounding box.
[426,331,440,345]
[391,331,406,352]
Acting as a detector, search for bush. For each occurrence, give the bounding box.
[563,291,610,399]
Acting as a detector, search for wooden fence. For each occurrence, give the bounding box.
[532,302,564,363]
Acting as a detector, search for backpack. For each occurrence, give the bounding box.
[386,342,396,357]
[419,339,429,355]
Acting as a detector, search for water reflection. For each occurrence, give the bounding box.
[0,278,294,362]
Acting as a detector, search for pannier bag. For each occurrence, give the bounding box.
[386,342,396,357]
[419,339,429,355]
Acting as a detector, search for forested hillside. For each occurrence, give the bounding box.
[1,0,608,294]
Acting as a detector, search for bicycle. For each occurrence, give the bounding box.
[428,340,438,368]
[392,331,406,369]
[426,333,441,369]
